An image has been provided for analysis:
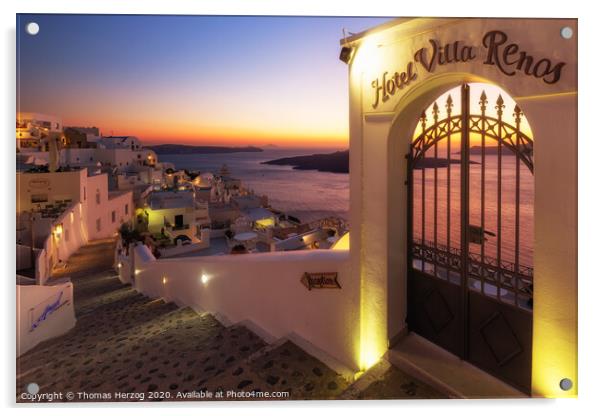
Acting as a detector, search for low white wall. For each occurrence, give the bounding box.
[16,244,35,270]
[127,246,360,370]
[53,203,89,262]
[16,279,76,356]
[36,202,89,284]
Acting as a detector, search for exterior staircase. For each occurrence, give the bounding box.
[17,241,445,402]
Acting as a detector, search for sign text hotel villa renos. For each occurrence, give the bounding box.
[370,30,566,109]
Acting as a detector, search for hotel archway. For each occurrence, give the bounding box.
[344,18,577,397]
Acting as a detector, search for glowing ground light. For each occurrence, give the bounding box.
[200,274,209,285]
[53,224,63,238]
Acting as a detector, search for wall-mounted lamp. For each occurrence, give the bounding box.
[339,46,354,64]
[340,28,355,65]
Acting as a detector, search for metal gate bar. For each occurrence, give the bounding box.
[480,92,487,294]
[496,95,504,300]
[514,106,522,307]
[460,83,470,359]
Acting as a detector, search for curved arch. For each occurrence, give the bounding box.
[410,114,534,173]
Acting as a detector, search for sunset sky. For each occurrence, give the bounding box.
[17,14,391,148]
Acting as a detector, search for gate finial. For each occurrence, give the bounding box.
[420,110,427,131]
[513,104,523,125]
[479,91,488,114]
[432,101,440,123]
[495,94,505,118]
[445,94,453,117]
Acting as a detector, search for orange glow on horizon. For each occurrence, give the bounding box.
[63,117,349,148]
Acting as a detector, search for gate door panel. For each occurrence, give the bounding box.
[407,83,534,394]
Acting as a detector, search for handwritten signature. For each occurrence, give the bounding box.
[30,291,68,332]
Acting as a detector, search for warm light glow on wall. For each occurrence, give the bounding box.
[162,276,167,285]
[358,272,387,370]
[331,232,350,251]
[200,274,209,285]
[53,223,63,239]
[359,305,385,370]
[532,318,578,397]
[350,35,384,75]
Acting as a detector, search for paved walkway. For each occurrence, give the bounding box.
[17,240,446,402]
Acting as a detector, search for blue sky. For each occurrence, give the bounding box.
[17,14,392,146]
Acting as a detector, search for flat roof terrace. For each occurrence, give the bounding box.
[148,190,194,210]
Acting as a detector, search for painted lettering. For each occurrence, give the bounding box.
[371,30,566,108]
[371,62,417,109]
[415,39,476,73]
[482,30,565,84]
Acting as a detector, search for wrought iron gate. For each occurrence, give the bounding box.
[407,83,534,394]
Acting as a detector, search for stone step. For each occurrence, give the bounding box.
[103,322,269,396]
[18,250,447,402]
[386,333,525,399]
[338,358,447,400]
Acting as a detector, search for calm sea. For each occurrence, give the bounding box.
[157,148,350,223]
[413,153,534,268]
[159,147,533,268]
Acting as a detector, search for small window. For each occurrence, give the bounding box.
[31,194,48,203]
[125,203,129,215]
[96,218,101,232]
[112,210,116,223]
[96,190,101,204]
[83,187,86,201]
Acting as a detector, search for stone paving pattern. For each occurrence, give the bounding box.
[355,366,445,400]
[17,240,446,402]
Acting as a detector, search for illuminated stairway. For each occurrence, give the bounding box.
[17,241,445,402]
[16,265,352,400]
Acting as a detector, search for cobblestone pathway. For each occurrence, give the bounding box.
[17,240,446,402]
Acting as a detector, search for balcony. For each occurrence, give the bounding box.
[166,223,190,232]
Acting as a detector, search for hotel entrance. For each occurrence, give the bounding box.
[407,82,534,393]
[345,17,576,397]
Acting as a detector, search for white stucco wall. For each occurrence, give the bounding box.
[34,202,89,284]
[123,246,360,371]
[346,18,577,396]
[16,169,86,212]
[16,279,75,356]
[85,173,133,240]
[17,169,132,284]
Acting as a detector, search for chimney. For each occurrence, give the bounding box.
[48,133,61,172]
